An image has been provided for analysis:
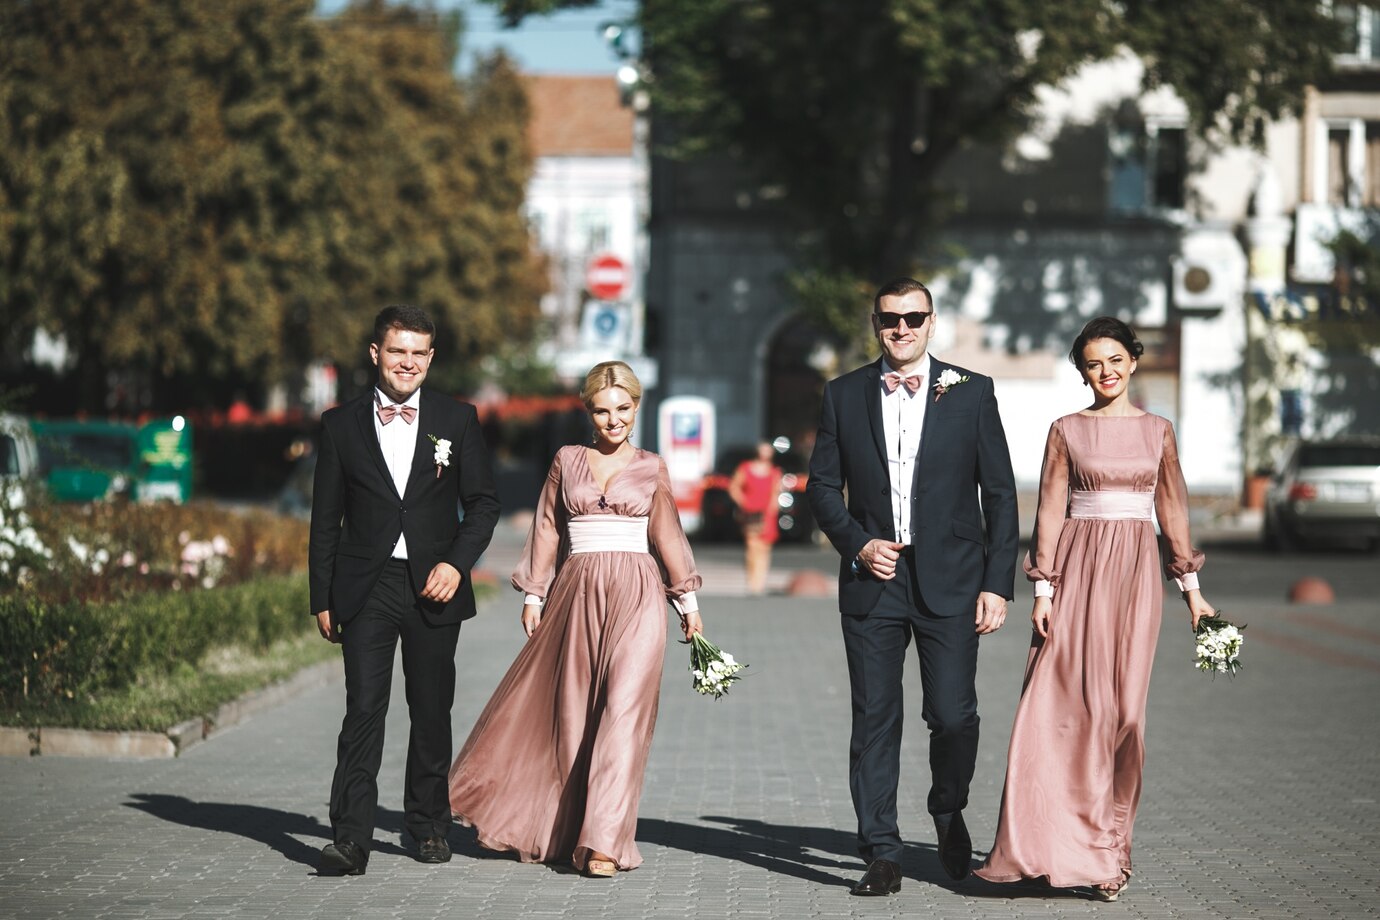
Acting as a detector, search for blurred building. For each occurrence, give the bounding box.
[644,20,1380,496]
[523,74,654,387]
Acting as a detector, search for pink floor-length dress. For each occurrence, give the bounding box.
[975,413,1203,889]
[447,445,701,872]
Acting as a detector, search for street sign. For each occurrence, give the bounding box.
[586,253,630,301]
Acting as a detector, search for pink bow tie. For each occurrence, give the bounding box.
[883,372,923,395]
[377,401,416,425]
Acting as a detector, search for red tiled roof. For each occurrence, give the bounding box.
[524,74,633,157]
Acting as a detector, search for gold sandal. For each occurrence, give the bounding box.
[583,857,617,878]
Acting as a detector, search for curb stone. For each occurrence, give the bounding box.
[2,658,342,759]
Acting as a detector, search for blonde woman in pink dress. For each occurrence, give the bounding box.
[975,317,1214,901]
[448,361,704,878]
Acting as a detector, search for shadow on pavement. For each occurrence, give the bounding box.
[638,815,971,889]
[124,793,413,869]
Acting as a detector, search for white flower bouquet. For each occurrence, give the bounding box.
[689,633,748,699]
[1194,614,1245,676]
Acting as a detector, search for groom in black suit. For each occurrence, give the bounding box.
[310,305,500,875]
[807,278,1018,895]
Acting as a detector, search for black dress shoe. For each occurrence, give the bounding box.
[416,836,452,864]
[850,858,902,896]
[934,811,972,880]
[319,840,367,876]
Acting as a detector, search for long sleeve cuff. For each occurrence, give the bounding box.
[671,591,699,614]
[524,593,544,607]
[1174,572,1200,593]
[1034,579,1054,598]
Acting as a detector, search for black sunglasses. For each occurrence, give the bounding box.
[874,311,931,329]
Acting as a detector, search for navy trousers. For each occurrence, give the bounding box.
[840,558,980,864]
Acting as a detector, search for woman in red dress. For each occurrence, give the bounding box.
[728,442,782,596]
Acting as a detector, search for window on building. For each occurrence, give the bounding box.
[1329,127,1353,205]
[1334,3,1380,59]
[1316,119,1380,207]
[575,208,611,254]
[1150,127,1187,210]
[1366,123,1380,206]
[1108,121,1187,214]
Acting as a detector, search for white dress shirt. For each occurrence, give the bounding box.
[373,387,420,560]
[880,354,931,545]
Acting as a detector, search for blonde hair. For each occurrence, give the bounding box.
[581,360,642,408]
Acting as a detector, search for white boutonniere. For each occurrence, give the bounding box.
[932,368,970,403]
[427,434,452,478]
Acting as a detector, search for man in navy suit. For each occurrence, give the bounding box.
[807,278,1018,895]
[310,305,500,875]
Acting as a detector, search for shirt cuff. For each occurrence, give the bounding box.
[523,594,544,607]
[1033,579,1054,598]
[1174,572,1201,593]
[672,592,699,614]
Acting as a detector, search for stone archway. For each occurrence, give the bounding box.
[764,315,838,457]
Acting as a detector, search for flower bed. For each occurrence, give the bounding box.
[0,487,323,730]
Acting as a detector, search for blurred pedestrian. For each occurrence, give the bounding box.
[448,360,705,877]
[728,442,782,595]
[975,317,1214,901]
[310,305,500,876]
[807,277,1019,896]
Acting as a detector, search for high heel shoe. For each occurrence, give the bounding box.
[1093,875,1130,902]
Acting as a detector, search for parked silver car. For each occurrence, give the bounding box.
[1264,440,1380,551]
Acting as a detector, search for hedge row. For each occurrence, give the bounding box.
[0,574,312,709]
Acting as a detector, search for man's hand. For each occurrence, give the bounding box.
[974,591,1007,635]
[420,562,462,603]
[857,539,906,580]
[315,610,340,644]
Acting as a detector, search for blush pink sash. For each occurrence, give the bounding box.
[567,515,649,554]
[1068,489,1154,520]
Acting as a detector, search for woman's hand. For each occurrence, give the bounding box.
[521,603,543,638]
[1184,589,1214,631]
[679,610,703,641]
[1031,595,1053,638]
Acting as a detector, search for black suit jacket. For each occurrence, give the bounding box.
[806,357,1019,617]
[308,387,500,626]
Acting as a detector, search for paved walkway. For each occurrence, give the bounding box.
[3,532,1379,919]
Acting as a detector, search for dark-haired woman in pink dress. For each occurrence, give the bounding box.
[976,318,1215,901]
[448,361,703,878]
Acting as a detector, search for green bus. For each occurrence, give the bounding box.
[33,418,193,503]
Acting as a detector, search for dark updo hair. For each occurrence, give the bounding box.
[1068,316,1144,368]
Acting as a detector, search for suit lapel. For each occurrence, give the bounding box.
[355,395,398,498]
[864,358,888,472]
[403,389,437,500]
[915,358,949,479]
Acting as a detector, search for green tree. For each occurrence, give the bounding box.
[0,0,543,412]
[495,0,1343,341]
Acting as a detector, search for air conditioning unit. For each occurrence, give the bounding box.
[1172,259,1224,310]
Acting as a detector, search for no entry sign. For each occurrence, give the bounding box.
[586,253,631,301]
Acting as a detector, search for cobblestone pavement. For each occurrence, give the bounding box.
[3,530,1379,919]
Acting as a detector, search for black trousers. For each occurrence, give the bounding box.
[329,559,461,854]
[840,558,980,864]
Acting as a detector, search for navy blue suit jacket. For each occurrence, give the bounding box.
[806,357,1019,616]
